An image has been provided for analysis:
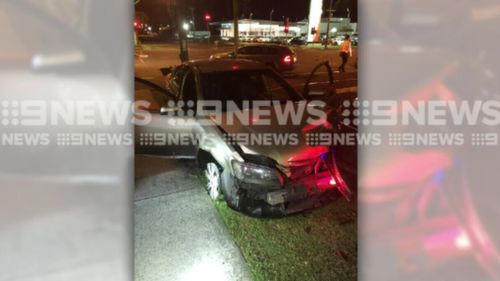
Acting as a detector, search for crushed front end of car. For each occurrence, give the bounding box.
[221,147,353,217]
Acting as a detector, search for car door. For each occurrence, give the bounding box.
[303,63,358,188]
[134,76,197,158]
[264,47,282,69]
[303,61,335,101]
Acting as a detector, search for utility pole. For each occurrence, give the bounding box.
[249,13,253,39]
[269,9,274,37]
[177,1,189,62]
[325,0,334,50]
[190,7,196,31]
[205,14,212,46]
[233,0,240,51]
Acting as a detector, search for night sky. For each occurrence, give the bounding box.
[136,0,357,28]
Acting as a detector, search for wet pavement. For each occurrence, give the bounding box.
[134,156,252,281]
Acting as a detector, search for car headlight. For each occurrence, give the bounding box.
[232,161,283,186]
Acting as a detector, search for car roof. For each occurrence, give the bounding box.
[186,59,269,73]
[240,44,291,50]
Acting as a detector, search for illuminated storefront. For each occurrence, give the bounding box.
[298,18,356,38]
[219,19,300,41]
[216,18,355,42]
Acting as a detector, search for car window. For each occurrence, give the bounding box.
[180,70,198,104]
[263,74,293,100]
[251,47,263,54]
[135,79,171,112]
[263,47,279,55]
[171,65,189,94]
[200,70,302,111]
[239,46,262,55]
[238,47,251,55]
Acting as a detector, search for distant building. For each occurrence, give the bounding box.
[298,17,357,39]
[215,19,301,41]
[213,18,356,42]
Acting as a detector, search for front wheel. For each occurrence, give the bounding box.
[205,162,223,201]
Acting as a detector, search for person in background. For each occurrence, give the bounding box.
[338,35,352,73]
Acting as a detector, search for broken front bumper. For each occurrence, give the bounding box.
[222,156,354,217]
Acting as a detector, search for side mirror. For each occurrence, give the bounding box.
[160,67,173,76]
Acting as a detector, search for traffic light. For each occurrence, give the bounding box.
[204,14,212,23]
[204,13,212,34]
[284,17,290,34]
[134,18,141,32]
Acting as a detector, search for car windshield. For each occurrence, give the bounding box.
[200,69,303,111]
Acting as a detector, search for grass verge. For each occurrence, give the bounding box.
[305,44,341,50]
[214,198,357,281]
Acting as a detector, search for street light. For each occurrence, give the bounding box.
[190,7,196,31]
[269,10,274,37]
[249,13,253,39]
[134,19,141,31]
[183,22,190,31]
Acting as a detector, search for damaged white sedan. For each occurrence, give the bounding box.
[135,59,356,217]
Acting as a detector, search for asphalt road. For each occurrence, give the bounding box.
[135,42,357,92]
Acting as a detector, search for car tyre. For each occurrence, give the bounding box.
[205,162,223,201]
